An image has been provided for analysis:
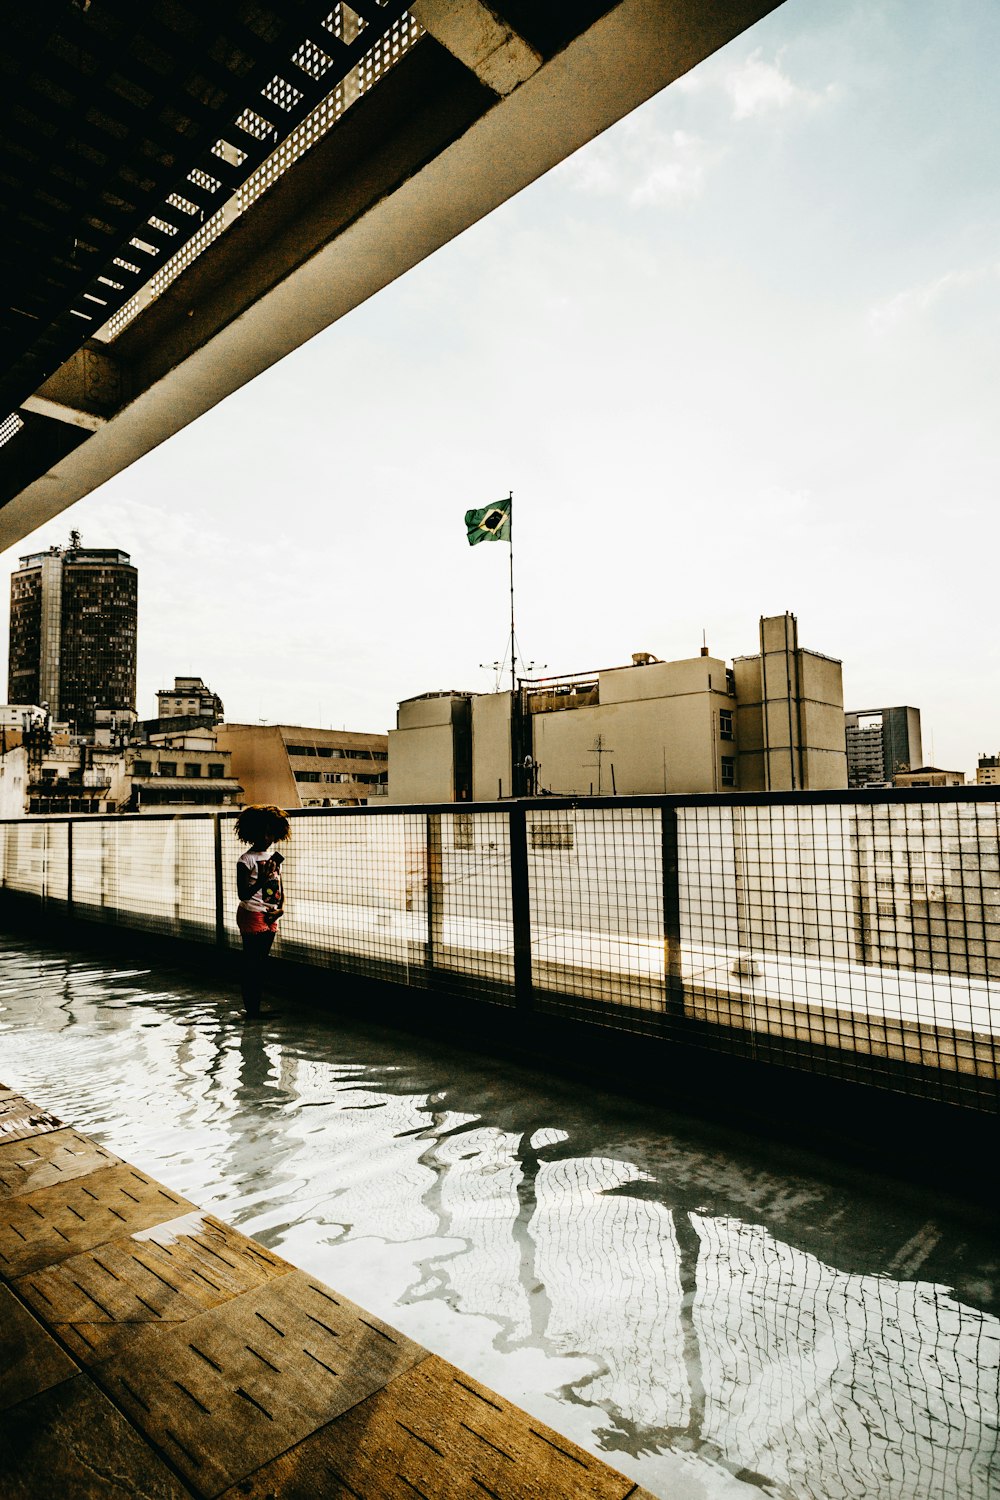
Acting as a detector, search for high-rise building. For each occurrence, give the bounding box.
[8,537,137,733]
[844,706,922,788]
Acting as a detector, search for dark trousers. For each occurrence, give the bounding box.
[241,928,276,1016]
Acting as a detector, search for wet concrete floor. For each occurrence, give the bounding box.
[0,933,997,1500]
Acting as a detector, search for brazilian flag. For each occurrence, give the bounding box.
[465,499,511,546]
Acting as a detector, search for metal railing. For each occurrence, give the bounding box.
[2,789,998,1113]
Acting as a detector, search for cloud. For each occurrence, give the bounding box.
[556,120,718,207]
[677,46,835,122]
[630,130,713,205]
[868,264,1000,334]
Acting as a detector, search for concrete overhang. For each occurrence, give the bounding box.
[0,0,785,550]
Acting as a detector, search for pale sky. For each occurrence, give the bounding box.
[2,0,997,774]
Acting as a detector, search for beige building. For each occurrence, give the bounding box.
[216,723,388,808]
[893,766,965,788]
[388,614,847,802]
[386,695,473,805]
[734,614,847,792]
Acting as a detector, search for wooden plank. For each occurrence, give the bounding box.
[98,1269,425,1498]
[0,1283,77,1412]
[16,1210,293,1366]
[0,1093,657,1500]
[0,1126,120,1197]
[0,1091,65,1143]
[0,1373,191,1500]
[0,1164,193,1277]
[217,1351,654,1500]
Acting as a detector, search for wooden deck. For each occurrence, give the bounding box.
[0,1085,657,1499]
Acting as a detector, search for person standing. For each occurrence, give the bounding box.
[234,804,291,1019]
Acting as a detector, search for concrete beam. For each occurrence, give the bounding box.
[0,0,786,549]
[409,0,541,95]
[19,347,125,433]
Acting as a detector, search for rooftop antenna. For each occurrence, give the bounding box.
[700,628,709,658]
[480,660,504,692]
[587,733,615,796]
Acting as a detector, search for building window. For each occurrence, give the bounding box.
[133,760,151,776]
[159,761,176,776]
[208,763,225,778]
[530,820,574,850]
[719,710,734,741]
[720,756,736,787]
[453,813,474,850]
[184,763,202,778]
[296,770,321,782]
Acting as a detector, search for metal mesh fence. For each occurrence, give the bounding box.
[70,818,216,940]
[529,805,664,1011]
[2,792,997,1112]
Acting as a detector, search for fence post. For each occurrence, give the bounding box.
[509,803,533,1012]
[662,804,684,1021]
[66,819,74,915]
[214,815,225,946]
[425,813,443,969]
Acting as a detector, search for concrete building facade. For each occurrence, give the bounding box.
[114,735,242,812]
[845,706,923,789]
[7,539,137,732]
[156,675,224,724]
[216,724,388,809]
[734,614,847,792]
[388,615,848,802]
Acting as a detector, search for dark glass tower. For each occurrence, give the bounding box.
[8,540,137,732]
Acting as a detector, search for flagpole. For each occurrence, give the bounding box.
[508,491,516,696]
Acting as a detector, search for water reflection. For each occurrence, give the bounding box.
[0,935,996,1500]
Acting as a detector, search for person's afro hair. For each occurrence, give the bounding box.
[234,804,291,846]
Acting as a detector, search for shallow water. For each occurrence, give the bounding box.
[0,932,997,1500]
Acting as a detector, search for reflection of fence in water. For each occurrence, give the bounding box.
[1,795,998,1105]
[693,1213,1000,1500]
[291,1064,997,1500]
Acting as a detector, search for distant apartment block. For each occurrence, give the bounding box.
[388,613,847,802]
[845,706,922,788]
[976,754,1000,786]
[8,538,137,733]
[156,675,224,724]
[215,724,388,808]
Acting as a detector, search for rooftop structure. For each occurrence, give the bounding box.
[894,766,965,788]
